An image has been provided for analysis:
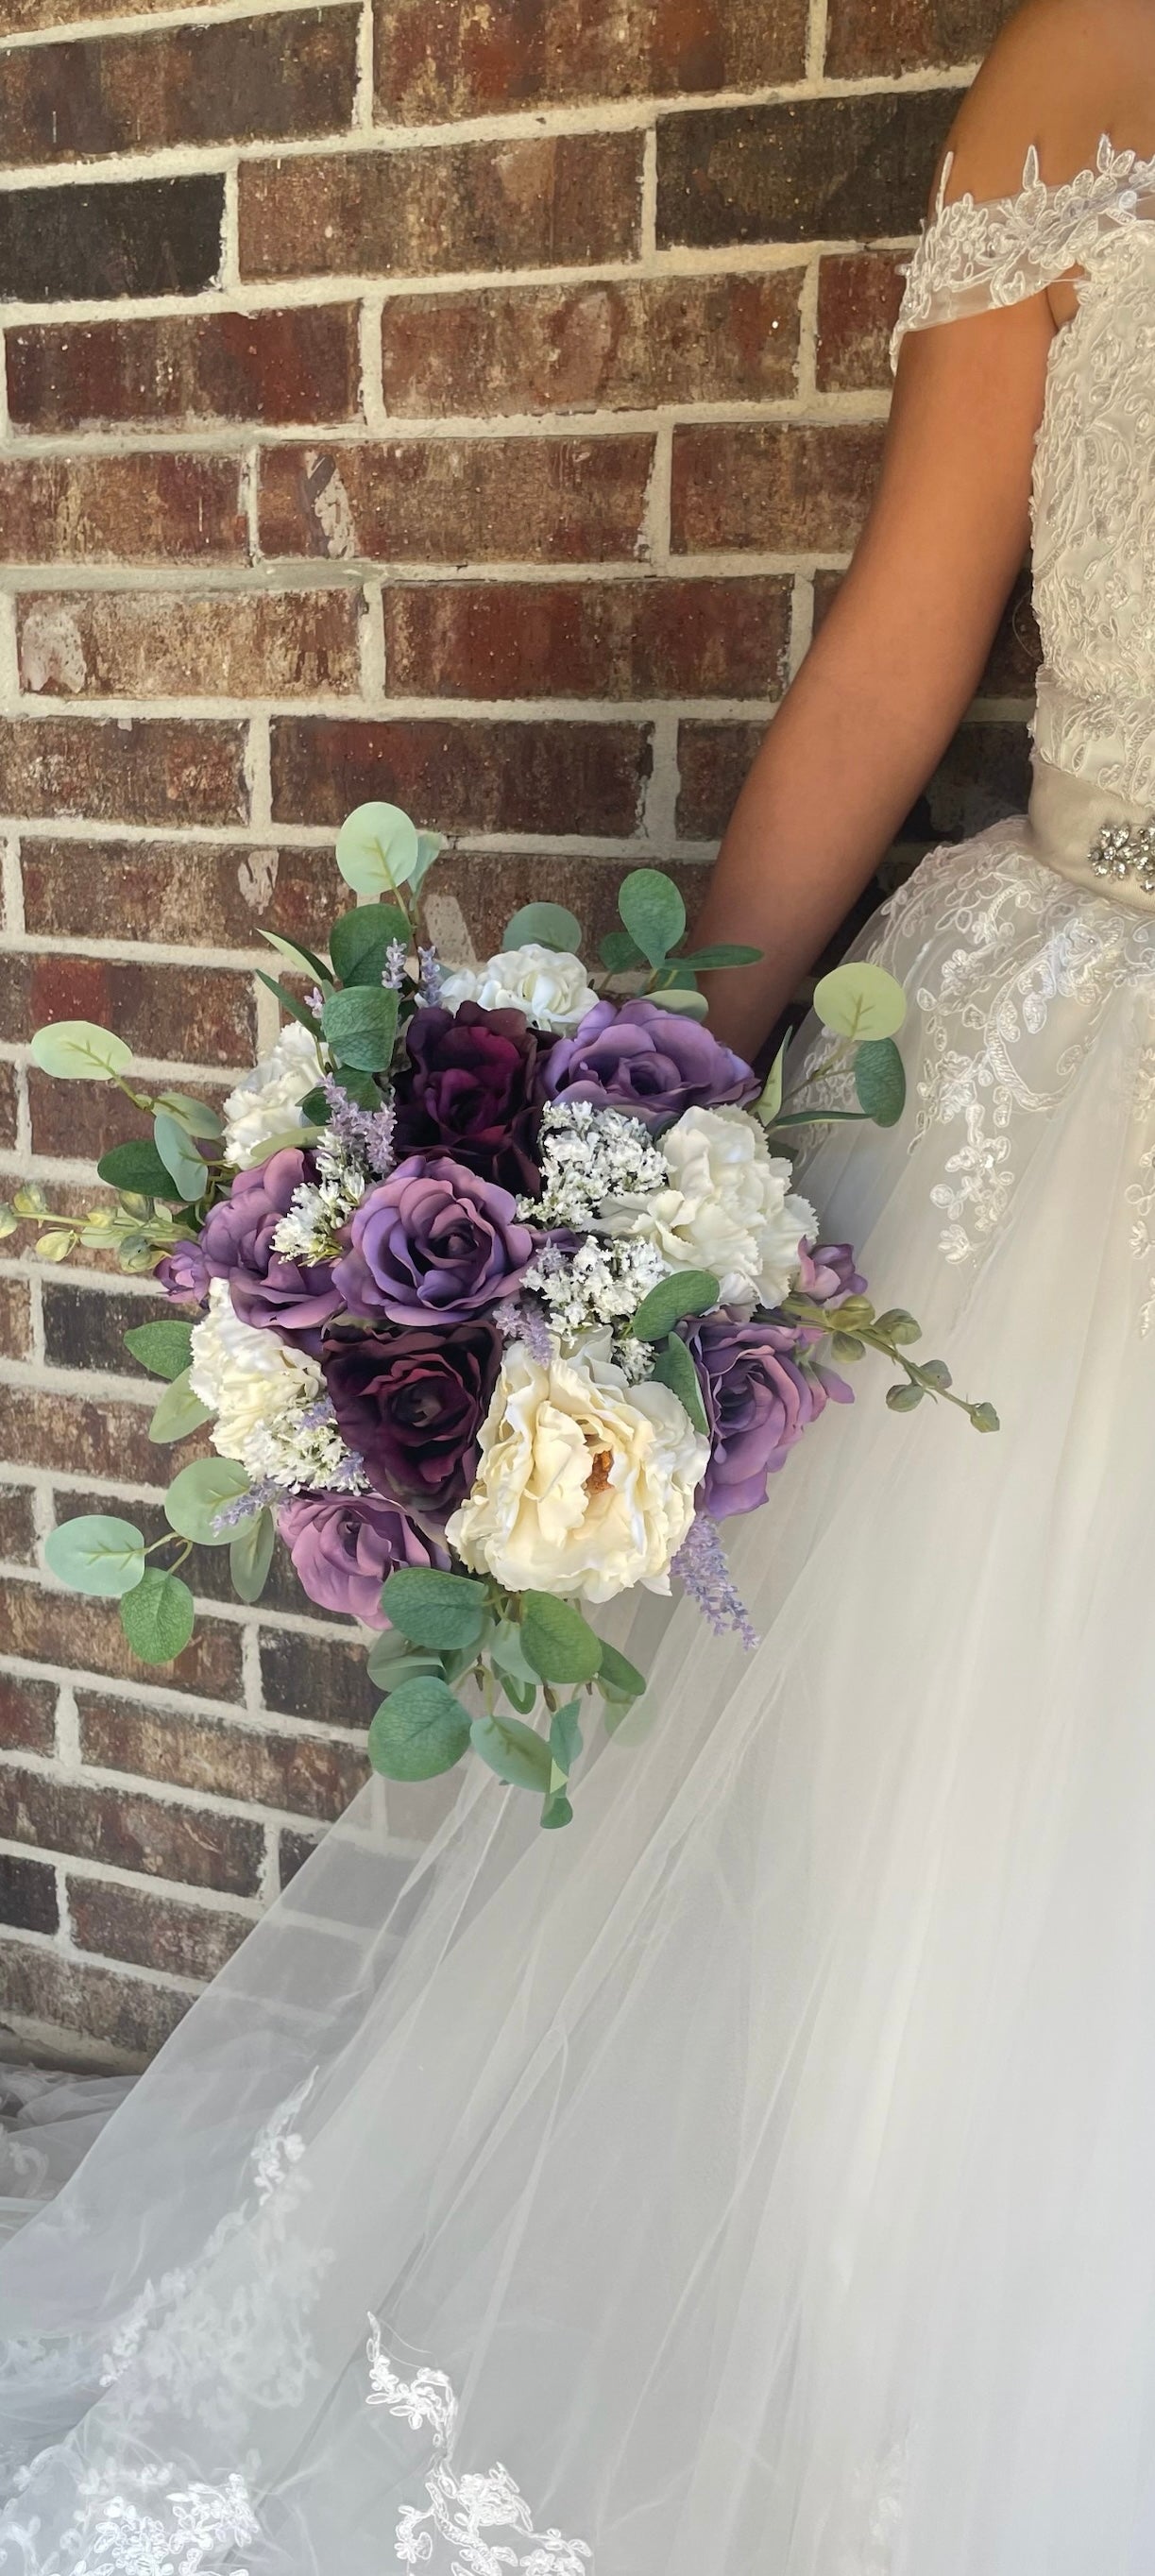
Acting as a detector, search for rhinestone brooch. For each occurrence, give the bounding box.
[1089,819,1155,895]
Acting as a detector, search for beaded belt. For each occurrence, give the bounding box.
[1026,752,1155,913]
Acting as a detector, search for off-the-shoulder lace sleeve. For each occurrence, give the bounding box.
[889,130,1155,372]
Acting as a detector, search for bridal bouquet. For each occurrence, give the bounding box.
[7,805,995,1825]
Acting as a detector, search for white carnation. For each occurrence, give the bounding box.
[189,1280,362,1491]
[446,1332,707,1604]
[600,1104,815,1309]
[439,943,599,1034]
[223,1023,324,1170]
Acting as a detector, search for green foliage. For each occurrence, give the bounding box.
[597,1640,646,1702]
[154,1093,223,1144]
[548,1697,583,1776]
[253,972,322,1037]
[119,1569,195,1663]
[874,1308,922,1345]
[754,1036,788,1126]
[368,1677,472,1780]
[164,1457,249,1546]
[812,961,907,1042]
[631,1269,719,1343]
[229,1508,276,1604]
[649,986,708,1021]
[501,902,582,954]
[260,930,332,987]
[329,905,411,986]
[854,1036,907,1128]
[97,1139,185,1201]
[153,1110,208,1203]
[470,1709,552,1791]
[380,1565,487,1649]
[321,984,399,1073]
[520,1592,603,1685]
[886,1382,925,1412]
[124,1319,195,1380]
[30,1020,133,1082]
[600,929,646,974]
[335,801,420,896]
[148,1370,212,1444]
[679,944,762,970]
[650,1331,708,1435]
[970,1401,1000,1433]
[617,867,686,967]
[44,1513,145,1599]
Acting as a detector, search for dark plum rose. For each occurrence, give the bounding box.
[332,1154,535,1328]
[544,997,757,1130]
[199,1149,341,1348]
[155,1240,210,1305]
[393,1000,555,1195]
[322,1319,501,1513]
[689,1311,839,1519]
[794,1240,868,1308]
[278,1491,449,1629]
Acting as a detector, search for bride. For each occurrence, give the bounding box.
[7,0,1155,2565]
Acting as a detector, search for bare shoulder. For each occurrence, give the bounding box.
[928,0,1155,212]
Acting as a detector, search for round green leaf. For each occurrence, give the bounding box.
[600,930,646,974]
[45,1513,145,1599]
[330,905,411,986]
[630,1269,719,1344]
[229,1507,276,1604]
[854,1036,907,1128]
[548,1697,584,1776]
[541,1787,574,1829]
[649,986,708,1021]
[470,1710,552,1792]
[321,984,399,1073]
[124,1318,195,1379]
[97,1139,181,1201]
[149,1369,213,1444]
[30,1019,132,1083]
[164,1456,249,1545]
[520,1593,603,1686]
[335,802,421,896]
[368,1677,472,1781]
[650,1332,708,1435]
[618,868,686,967]
[154,1111,208,1203]
[119,1569,195,1664]
[380,1566,487,1648]
[920,1356,952,1390]
[597,1639,646,1701]
[812,962,908,1043]
[501,903,582,954]
[154,1093,224,1144]
[38,1229,76,1262]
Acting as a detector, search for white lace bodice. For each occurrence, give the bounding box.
[892,133,1155,808]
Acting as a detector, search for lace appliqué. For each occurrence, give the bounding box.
[61,2471,258,2576]
[366,2316,592,2575]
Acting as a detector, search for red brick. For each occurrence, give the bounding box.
[0,454,247,568]
[0,1670,57,1754]
[272,715,652,836]
[0,1061,16,1150]
[382,270,801,417]
[0,1384,161,1486]
[8,307,361,435]
[42,1282,179,1378]
[377,0,807,121]
[259,435,655,566]
[671,423,886,554]
[0,1484,38,1567]
[21,839,337,956]
[824,0,1008,79]
[0,1576,244,1699]
[384,575,790,700]
[0,1939,191,2060]
[416,847,708,961]
[18,590,364,703]
[5,949,255,1067]
[67,1876,251,1980]
[816,252,907,393]
[0,1278,32,1360]
[2,0,221,26]
[0,717,247,827]
[0,1851,58,1935]
[0,9,360,163]
[259,1626,376,1729]
[78,1692,368,1820]
[658,91,956,249]
[26,1066,232,1167]
[0,1761,263,1893]
[676,717,764,838]
[240,131,644,281]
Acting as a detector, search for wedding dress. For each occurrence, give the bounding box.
[9,129,1155,2575]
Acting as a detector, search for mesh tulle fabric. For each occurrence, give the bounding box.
[8,826,1155,2569]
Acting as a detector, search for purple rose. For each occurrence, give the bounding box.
[278,1491,449,1629]
[794,1240,868,1308]
[394,1001,555,1195]
[690,1311,834,1519]
[155,1240,210,1305]
[332,1154,535,1327]
[323,1319,501,1512]
[200,1150,342,1349]
[544,997,757,1130]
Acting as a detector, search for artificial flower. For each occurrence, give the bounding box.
[393,1000,554,1194]
[200,1149,343,1348]
[600,1104,815,1309]
[322,1318,502,1512]
[688,1311,831,1517]
[222,1022,323,1170]
[544,997,757,1130]
[332,1155,536,1329]
[439,943,599,1034]
[278,1491,448,1627]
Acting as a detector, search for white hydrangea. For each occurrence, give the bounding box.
[519,1100,668,1234]
[439,943,599,1033]
[599,1104,815,1310]
[189,1280,364,1492]
[222,1023,324,1171]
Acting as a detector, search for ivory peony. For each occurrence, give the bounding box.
[600,1104,816,1309]
[222,1023,324,1170]
[446,1333,708,1603]
[439,943,599,1033]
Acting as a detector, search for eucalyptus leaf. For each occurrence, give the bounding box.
[650,1331,708,1436]
[549,1697,584,1777]
[335,802,421,896]
[754,1036,789,1127]
[678,944,763,970]
[229,1507,276,1604]
[329,905,411,986]
[321,984,399,1074]
[490,1620,540,1689]
[365,1630,445,1689]
[469,1710,552,1792]
[541,1787,574,1829]
[412,829,445,894]
[154,1111,208,1203]
[30,1019,132,1082]
[520,1593,603,1686]
[148,1369,212,1444]
[649,985,708,1020]
[812,961,907,1043]
[124,1319,195,1380]
[97,1138,183,1201]
[368,1677,472,1781]
[830,1332,865,1361]
[618,867,686,967]
[254,973,322,1038]
[380,1566,487,1649]
[499,1672,538,1716]
[600,929,646,974]
[631,1269,719,1343]
[260,930,332,988]
[597,1640,646,1702]
[119,1569,195,1664]
[854,1035,907,1128]
[164,1456,249,1546]
[44,1513,145,1599]
[154,1093,224,1144]
[501,902,582,954]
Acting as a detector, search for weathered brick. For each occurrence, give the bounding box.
[67,1876,251,1979]
[21,839,334,956]
[0,9,360,163]
[417,847,707,961]
[0,718,247,827]
[816,252,907,394]
[676,718,763,838]
[382,270,801,417]
[0,454,247,569]
[0,1061,17,1150]
[384,575,790,700]
[671,424,886,555]
[0,1385,161,1486]
[380,1765,467,1844]
[0,1672,57,1755]
[657,90,956,249]
[0,1941,191,2061]
[259,435,654,566]
[271,715,652,836]
[27,1067,232,1168]
[42,1282,175,1378]
[825,0,1008,79]
[1,0,219,28]
[59,1485,309,1620]
[8,307,361,435]
[78,1692,368,1819]
[0,1762,263,1893]
[0,1484,38,1567]
[0,1577,244,1699]
[0,1278,32,1361]
[241,131,643,281]
[5,950,255,1066]
[259,1626,377,1730]
[279,1823,321,1885]
[377,0,807,121]
[0,177,224,305]
[18,590,364,703]
[0,1851,59,1935]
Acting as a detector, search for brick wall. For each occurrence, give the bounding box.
[0,0,1024,2066]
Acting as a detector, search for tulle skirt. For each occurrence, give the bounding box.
[8,821,1155,2573]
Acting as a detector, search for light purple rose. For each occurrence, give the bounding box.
[332,1154,536,1327]
[199,1149,342,1349]
[154,1240,210,1305]
[794,1240,868,1308]
[689,1311,837,1518]
[544,997,758,1130]
[278,1491,449,1628]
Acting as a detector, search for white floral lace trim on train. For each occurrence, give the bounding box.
[366,2316,592,2574]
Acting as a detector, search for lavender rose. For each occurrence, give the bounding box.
[332,1154,536,1327]
[322,1319,502,1512]
[544,997,757,1131]
[278,1491,449,1629]
[689,1311,836,1519]
[200,1149,341,1348]
[794,1239,868,1308]
[154,1240,210,1305]
[393,1000,555,1195]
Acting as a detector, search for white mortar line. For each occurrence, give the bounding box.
[0,1741,365,1831]
[0,832,24,933]
[0,551,873,593]
[0,1918,206,1997]
[639,119,658,264]
[0,383,893,451]
[352,0,374,132]
[220,157,242,292]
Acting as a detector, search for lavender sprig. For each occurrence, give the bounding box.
[321,1075,396,1179]
[417,944,443,1005]
[671,1513,757,1650]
